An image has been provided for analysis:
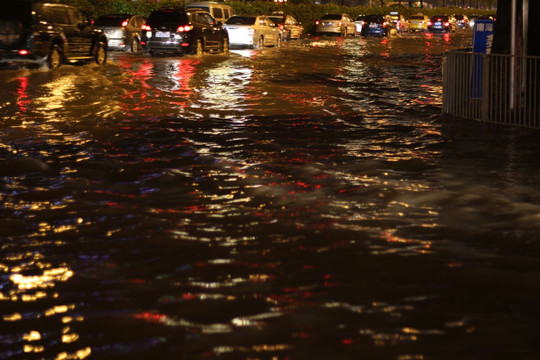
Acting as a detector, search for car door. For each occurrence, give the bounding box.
[261,17,277,45]
[54,6,93,57]
[197,12,219,48]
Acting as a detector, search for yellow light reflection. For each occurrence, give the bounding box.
[55,347,91,360]
[10,267,73,290]
[23,330,42,341]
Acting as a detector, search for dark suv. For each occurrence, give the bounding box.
[0,0,108,70]
[141,7,229,56]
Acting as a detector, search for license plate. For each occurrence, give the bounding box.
[156,31,170,38]
[434,22,442,26]
[369,24,377,28]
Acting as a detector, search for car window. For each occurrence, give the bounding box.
[212,8,223,20]
[94,16,124,27]
[52,7,71,25]
[223,9,229,19]
[321,14,342,21]
[147,10,188,26]
[225,16,255,25]
[365,15,383,22]
[199,13,214,25]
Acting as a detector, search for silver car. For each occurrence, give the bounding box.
[315,13,356,37]
[224,15,281,48]
[93,14,147,52]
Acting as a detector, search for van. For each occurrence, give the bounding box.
[185,2,234,24]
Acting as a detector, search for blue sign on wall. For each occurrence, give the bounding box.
[471,19,495,99]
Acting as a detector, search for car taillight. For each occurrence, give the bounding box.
[279,24,284,30]
[141,24,151,31]
[427,21,433,26]
[18,49,29,55]
[338,21,343,26]
[177,25,193,32]
[444,22,450,27]
[382,21,387,28]
[315,20,320,25]
[121,20,128,27]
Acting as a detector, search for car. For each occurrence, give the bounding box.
[185,2,234,24]
[354,15,366,35]
[409,14,429,32]
[223,15,281,48]
[427,15,457,33]
[361,14,391,37]
[93,14,147,52]
[141,7,229,56]
[315,13,356,37]
[388,12,409,33]
[454,14,470,29]
[267,12,304,40]
[0,0,108,70]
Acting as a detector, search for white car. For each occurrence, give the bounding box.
[224,15,281,48]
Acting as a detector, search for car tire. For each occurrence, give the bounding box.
[255,36,263,49]
[94,42,107,65]
[221,37,229,54]
[47,46,62,70]
[194,39,203,56]
[130,38,140,53]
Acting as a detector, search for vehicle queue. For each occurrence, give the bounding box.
[0,0,480,70]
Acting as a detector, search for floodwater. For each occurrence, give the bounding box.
[1,31,540,360]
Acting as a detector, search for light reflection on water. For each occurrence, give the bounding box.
[1,32,540,359]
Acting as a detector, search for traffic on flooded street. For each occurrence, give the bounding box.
[1,29,540,360]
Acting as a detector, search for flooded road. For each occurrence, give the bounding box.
[1,31,540,359]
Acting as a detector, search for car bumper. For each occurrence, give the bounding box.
[316,25,341,34]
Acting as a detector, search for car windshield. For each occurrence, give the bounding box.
[94,16,129,27]
[355,16,365,21]
[147,10,188,26]
[321,14,342,21]
[410,15,424,20]
[225,16,256,25]
[431,16,448,21]
[365,15,383,22]
[267,16,283,25]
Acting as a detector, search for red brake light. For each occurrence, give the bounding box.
[141,24,151,31]
[18,49,29,55]
[444,22,450,27]
[382,21,387,28]
[121,20,128,27]
[427,21,433,26]
[177,25,193,32]
[315,20,320,25]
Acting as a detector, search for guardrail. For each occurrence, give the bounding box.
[443,50,540,129]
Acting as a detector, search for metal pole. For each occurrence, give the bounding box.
[510,0,516,110]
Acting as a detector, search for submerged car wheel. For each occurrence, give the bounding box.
[130,38,140,53]
[255,36,263,49]
[221,37,229,54]
[47,46,62,70]
[94,42,107,65]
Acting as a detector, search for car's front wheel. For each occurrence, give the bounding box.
[221,37,229,54]
[94,42,107,65]
[47,46,62,70]
[194,39,204,56]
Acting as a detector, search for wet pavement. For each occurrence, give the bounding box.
[1,30,540,359]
